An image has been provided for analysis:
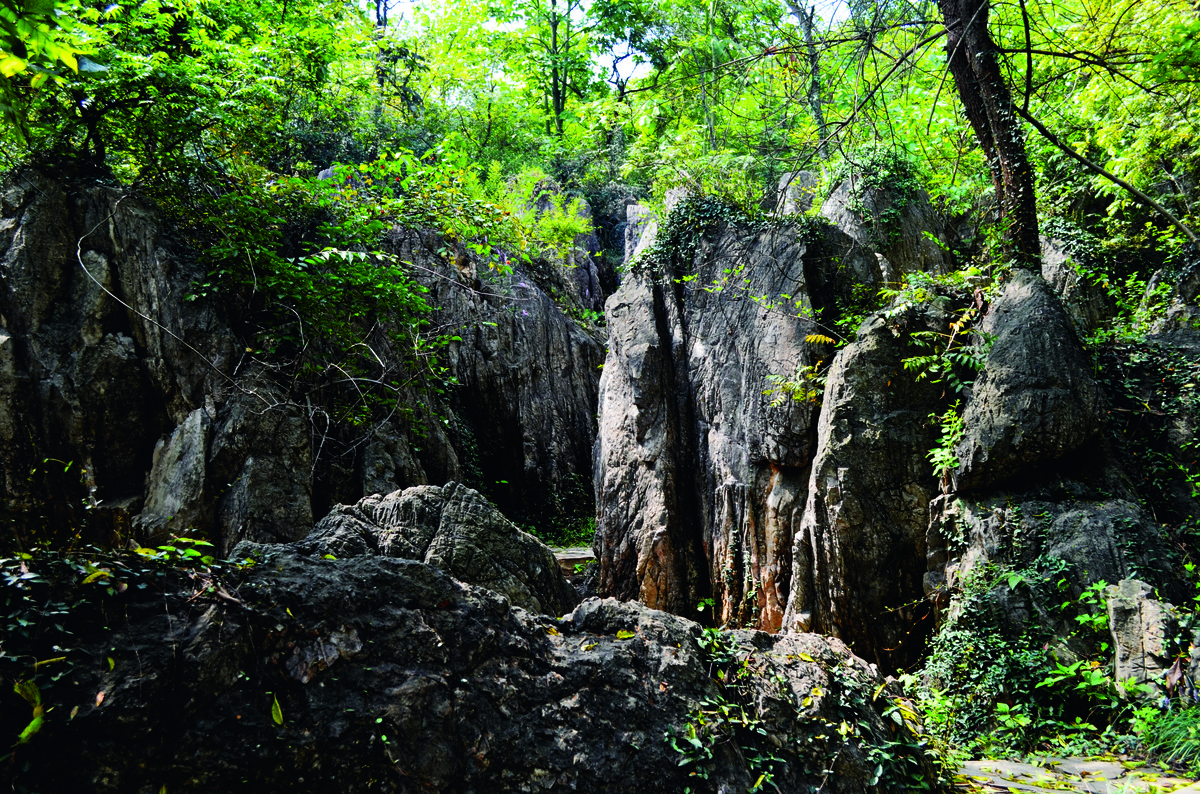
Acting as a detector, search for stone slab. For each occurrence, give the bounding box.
[957,758,1195,794]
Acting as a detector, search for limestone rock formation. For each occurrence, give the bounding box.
[1040,234,1114,337]
[596,222,826,630]
[1106,579,1180,693]
[388,228,605,530]
[597,179,955,638]
[953,268,1105,492]
[776,171,820,215]
[781,311,946,670]
[819,177,952,276]
[0,169,605,552]
[926,494,1175,615]
[4,549,947,793]
[282,481,579,616]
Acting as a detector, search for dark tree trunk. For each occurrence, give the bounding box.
[938,0,1041,267]
[549,0,565,138]
[786,0,829,159]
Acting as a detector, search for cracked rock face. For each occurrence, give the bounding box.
[595,223,826,631]
[4,549,943,793]
[1,170,605,552]
[270,481,580,617]
[952,268,1105,493]
[781,311,945,671]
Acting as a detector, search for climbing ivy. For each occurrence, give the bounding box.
[1093,339,1200,556]
[915,555,1143,757]
[825,147,924,250]
[630,194,751,278]
[667,629,942,792]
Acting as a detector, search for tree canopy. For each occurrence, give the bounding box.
[1,0,1198,267]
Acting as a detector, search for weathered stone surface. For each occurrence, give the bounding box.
[624,203,653,267]
[1106,578,1179,693]
[1041,234,1114,337]
[392,228,606,532]
[208,389,314,552]
[782,311,946,669]
[596,223,826,630]
[298,482,579,616]
[0,169,604,550]
[819,177,952,276]
[926,493,1176,617]
[776,170,820,215]
[134,407,211,542]
[0,171,225,538]
[953,269,1106,492]
[598,178,966,638]
[4,550,945,793]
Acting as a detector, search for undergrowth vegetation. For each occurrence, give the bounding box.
[668,629,944,792]
[3,0,1200,779]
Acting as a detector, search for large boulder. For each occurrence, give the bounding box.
[1040,234,1114,337]
[953,269,1106,492]
[819,175,952,277]
[781,310,946,670]
[596,221,826,630]
[1106,579,1180,694]
[0,169,604,550]
[291,482,579,616]
[3,549,948,793]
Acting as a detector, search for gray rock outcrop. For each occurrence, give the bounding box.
[0,169,605,552]
[5,549,947,793]
[1040,234,1114,336]
[819,176,952,276]
[953,268,1105,492]
[782,311,946,669]
[776,171,820,215]
[390,228,605,531]
[1106,578,1180,693]
[288,481,578,616]
[597,177,959,639]
[596,222,826,630]
[926,494,1174,614]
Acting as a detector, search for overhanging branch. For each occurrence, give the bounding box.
[1014,105,1200,249]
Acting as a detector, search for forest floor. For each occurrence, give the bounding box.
[551,547,1200,794]
[955,758,1198,793]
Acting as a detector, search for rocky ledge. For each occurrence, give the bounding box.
[2,548,945,793]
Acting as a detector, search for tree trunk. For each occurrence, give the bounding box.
[550,0,565,137]
[786,1,829,159]
[937,0,1040,267]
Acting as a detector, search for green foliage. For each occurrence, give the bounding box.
[927,401,964,489]
[668,629,943,792]
[826,147,924,248]
[631,193,750,277]
[1086,273,1174,346]
[917,558,1153,759]
[484,166,594,260]
[667,629,786,791]
[903,326,991,396]
[1141,705,1200,775]
[0,0,81,135]
[1093,339,1200,547]
[764,361,827,407]
[527,516,596,549]
[882,267,996,397]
